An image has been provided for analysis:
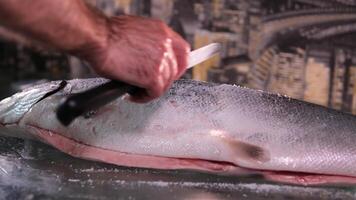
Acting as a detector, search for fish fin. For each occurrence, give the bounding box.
[34,80,67,104]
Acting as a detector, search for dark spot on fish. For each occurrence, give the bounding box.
[244,145,267,161]
[84,110,97,119]
[221,135,270,164]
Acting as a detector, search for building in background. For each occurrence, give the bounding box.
[2,0,356,114]
[303,47,331,107]
[266,47,306,99]
[72,0,356,113]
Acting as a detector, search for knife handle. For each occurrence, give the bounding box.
[56,81,140,126]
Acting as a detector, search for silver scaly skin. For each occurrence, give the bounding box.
[1,78,356,177]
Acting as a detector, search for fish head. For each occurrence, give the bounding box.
[0,81,65,125]
[0,78,110,125]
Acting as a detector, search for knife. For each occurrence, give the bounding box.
[56,43,221,126]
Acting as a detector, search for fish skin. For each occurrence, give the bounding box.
[1,78,356,179]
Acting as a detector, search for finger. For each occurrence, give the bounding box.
[162,62,175,92]
[141,49,170,101]
[128,40,173,103]
[159,51,173,94]
[164,39,178,91]
[170,31,190,79]
[129,76,164,103]
[154,39,176,94]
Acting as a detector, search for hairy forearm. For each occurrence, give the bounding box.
[0,1,190,102]
[0,0,107,53]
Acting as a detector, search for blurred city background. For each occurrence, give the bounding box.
[1,0,356,114]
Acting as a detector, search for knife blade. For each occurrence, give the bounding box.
[56,43,221,126]
[188,43,221,68]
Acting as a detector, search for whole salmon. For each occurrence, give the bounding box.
[1,78,356,185]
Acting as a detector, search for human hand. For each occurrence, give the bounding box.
[81,15,190,103]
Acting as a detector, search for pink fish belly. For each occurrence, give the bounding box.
[6,124,356,186]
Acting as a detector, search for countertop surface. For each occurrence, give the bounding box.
[0,136,355,200]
